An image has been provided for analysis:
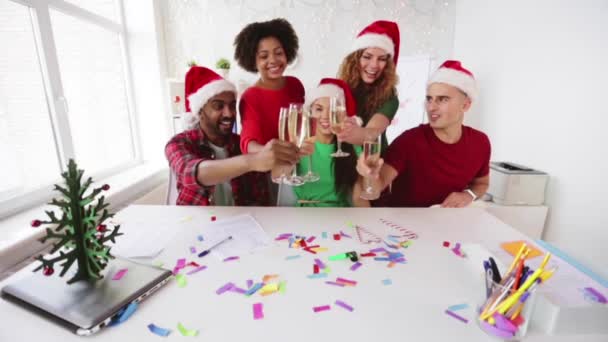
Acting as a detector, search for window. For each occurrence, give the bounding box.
[0,0,139,216]
[0,1,61,200]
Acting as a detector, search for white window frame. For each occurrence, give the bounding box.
[1,0,142,217]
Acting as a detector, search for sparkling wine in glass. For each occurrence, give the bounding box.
[360,136,381,200]
[272,107,289,184]
[285,103,305,186]
[330,96,350,157]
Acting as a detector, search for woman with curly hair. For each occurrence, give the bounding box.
[233,18,305,155]
[337,20,400,151]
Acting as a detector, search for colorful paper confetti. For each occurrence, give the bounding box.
[253,303,264,320]
[285,255,301,260]
[336,277,357,286]
[148,323,171,337]
[447,303,469,312]
[382,279,392,285]
[186,265,207,275]
[112,269,128,280]
[175,274,187,288]
[445,310,468,323]
[350,262,362,271]
[313,305,331,313]
[223,256,240,262]
[307,273,328,279]
[216,282,235,295]
[335,300,354,312]
[197,235,204,241]
[177,322,199,336]
[189,246,196,254]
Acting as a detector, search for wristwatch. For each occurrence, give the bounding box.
[464,189,477,201]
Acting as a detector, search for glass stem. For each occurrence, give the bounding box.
[307,155,313,174]
[337,139,343,152]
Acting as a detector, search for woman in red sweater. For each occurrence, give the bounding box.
[233,18,305,154]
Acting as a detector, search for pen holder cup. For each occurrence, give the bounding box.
[476,276,540,340]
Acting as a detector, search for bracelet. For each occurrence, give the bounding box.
[464,189,477,201]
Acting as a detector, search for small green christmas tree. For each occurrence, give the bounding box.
[31,159,122,284]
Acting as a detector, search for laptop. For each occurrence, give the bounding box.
[1,257,172,335]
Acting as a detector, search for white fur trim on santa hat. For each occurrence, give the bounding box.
[305,84,344,111]
[352,33,395,57]
[428,68,478,102]
[187,78,236,116]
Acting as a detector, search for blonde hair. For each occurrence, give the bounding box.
[337,50,398,121]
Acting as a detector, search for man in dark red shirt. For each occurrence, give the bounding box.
[356,60,491,208]
[165,66,298,206]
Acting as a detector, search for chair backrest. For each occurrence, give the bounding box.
[165,169,179,205]
[166,112,184,205]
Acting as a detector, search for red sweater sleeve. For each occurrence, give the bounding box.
[239,90,263,154]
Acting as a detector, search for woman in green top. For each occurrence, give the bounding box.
[294,78,367,207]
[337,20,400,151]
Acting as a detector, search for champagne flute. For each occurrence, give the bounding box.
[359,135,381,200]
[285,103,306,186]
[329,96,350,157]
[302,108,320,182]
[272,107,289,184]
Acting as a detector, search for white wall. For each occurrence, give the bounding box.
[453,0,608,279]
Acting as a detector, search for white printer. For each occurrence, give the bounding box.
[487,162,548,205]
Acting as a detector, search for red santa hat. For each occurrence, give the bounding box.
[182,66,236,129]
[350,20,400,65]
[427,60,478,102]
[306,78,357,115]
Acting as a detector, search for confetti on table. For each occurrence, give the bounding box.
[175,274,187,288]
[325,281,345,287]
[278,281,287,294]
[247,279,254,288]
[177,322,199,336]
[339,230,352,238]
[313,305,331,313]
[148,323,171,337]
[336,277,357,286]
[314,258,326,269]
[447,303,469,312]
[307,273,328,279]
[110,302,138,326]
[223,256,240,262]
[286,255,301,261]
[445,310,469,324]
[262,274,279,283]
[275,233,293,241]
[370,247,388,253]
[210,216,217,221]
[306,236,316,243]
[253,303,264,320]
[333,234,341,240]
[186,265,207,275]
[335,300,354,312]
[246,283,264,296]
[382,279,392,285]
[313,264,320,274]
[112,268,128,280]
[180,216,193,222]
[350,262,362,271]
[322,232,328,239]
[189,246,196,254]
[230,286,247,294]
[173,258,187,275]
[216,282,235,295]
[197,235,204,241]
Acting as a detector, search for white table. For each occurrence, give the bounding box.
[0,206,604,341]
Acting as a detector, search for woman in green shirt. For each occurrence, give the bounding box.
[337,20,400,151]
[294,78,367,207]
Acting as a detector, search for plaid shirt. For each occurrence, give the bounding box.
[165,128,270,206]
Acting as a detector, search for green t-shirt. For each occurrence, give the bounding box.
[294,142,361,207]
[355,93,399,151]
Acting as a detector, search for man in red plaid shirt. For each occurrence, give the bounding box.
[165,66,298,206]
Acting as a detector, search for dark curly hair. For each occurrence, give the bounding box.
[233,18,299,73]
